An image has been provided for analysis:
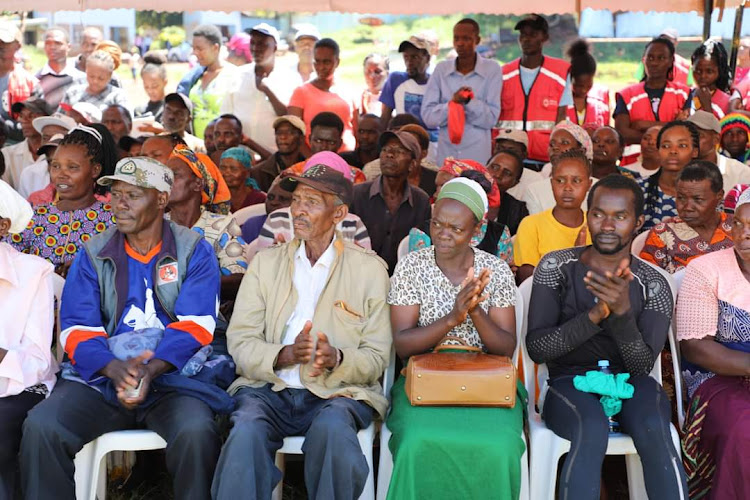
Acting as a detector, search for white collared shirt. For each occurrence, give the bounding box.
[17,157,49,199]
[220,62,302,153]
[716,154,750,192]
[0,243,58,397]
[275,238,336,388]
[38,61,85,79]
[1,140,35,190]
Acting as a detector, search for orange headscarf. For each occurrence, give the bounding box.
[169,145,231,212]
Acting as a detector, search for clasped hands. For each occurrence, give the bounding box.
[449,267,491,327]
[101,351,164,410]
[584,258,633,324]
[278,321,339,377]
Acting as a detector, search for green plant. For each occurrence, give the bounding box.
[159,26,186,48]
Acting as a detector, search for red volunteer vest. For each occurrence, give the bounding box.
[496,57,570,162]
[704,89,730,119]
[673,55,691,86]
[617,81,690,122]
[566,93,611,128]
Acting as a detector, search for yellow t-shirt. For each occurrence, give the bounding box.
[513,209,591,267]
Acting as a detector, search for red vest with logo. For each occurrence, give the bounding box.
[566,93,610,128]
[617,81,690,122]
[496,57,570,162]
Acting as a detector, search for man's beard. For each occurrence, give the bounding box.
[591,233,630,255]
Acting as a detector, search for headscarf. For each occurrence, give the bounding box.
[220,146,261,190]
[94,40,122,69]
[169,145,231,208]
[553,121,594,161]
[436,178,488,221]
[304,151,354,181]
[0,180,33,234]
[220,146,252,169]
[439,157,500,209]
[227,33,252,63]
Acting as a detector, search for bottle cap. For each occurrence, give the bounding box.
[597,360,610,367]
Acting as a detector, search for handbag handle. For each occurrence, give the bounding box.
[433,335,482,353]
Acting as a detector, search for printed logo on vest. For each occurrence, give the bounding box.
[157,262,178,285]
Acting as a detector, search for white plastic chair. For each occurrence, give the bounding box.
[670,268,687,428]
[630,231,649,257]
[376,287,529,500]
[74,429,167,500]
[50,273,65,363]
[519,271,681,500]
[270,354,394,500]
[232,203,266,226]
[396,236,409,263]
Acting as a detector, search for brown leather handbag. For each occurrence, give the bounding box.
[404,336,517,408]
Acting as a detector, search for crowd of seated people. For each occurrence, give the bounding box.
[2,13,750,500]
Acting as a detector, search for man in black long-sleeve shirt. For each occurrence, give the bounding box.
[526,174,688,500]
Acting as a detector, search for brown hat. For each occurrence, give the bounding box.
[399,124,430,150]
[398,35,431,53]
[379,130,422,160]
[281,164,354,206]
[11,97,52,117]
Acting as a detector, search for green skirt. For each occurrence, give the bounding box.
[386,376,528,500]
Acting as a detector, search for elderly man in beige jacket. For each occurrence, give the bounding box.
[212,163,392,500]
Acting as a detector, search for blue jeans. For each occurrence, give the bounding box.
[211,384,374,500]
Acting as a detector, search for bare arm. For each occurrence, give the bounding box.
[681,338,750,378]
[288,106,303,119]
[471,305,516,357]
[380,104,393,130]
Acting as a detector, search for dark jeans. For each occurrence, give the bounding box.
[211,384,374,500]
[542,375,688,500]
[20,379,221,500]
[0,391,44,500]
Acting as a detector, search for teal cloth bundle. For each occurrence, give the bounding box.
[573,371,634,417]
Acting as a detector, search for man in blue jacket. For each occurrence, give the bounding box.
[20,157,223,500]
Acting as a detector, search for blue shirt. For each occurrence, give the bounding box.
[379,71,438,143]
[422,54,503,166]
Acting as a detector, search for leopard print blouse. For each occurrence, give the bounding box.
[388,246,515,349]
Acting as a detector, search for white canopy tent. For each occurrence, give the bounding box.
[1,0,745,15]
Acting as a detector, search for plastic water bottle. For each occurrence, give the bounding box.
[598,360,620,433]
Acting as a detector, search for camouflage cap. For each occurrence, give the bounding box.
[97,156,174,193]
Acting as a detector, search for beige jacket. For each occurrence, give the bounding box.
[227,235,392,417]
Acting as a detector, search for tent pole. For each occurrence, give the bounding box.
[729,1,747,80]
[704,0,714,40]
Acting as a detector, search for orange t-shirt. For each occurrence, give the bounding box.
[289,83,356,151]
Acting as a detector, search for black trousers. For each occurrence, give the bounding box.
[20,379,221,500]
[542,375,688,500]
[0,391,44,500]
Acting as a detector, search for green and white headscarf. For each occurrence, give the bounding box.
[436,177,488,221]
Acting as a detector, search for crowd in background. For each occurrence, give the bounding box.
[1,11,749,500]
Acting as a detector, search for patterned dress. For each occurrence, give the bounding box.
[639,214,734,274]
[638,173,677,232]
[385,247,526,500]
[8,201,114,269]
[675,248,750,498]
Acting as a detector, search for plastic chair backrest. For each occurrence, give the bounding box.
[232,204,266,226]
[396,236,409,262]
[51,273,65,363]
[631,231,648,257]
[670,267,687,428]
[519,260,676,415]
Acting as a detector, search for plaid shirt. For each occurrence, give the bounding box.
[60,81,130,112]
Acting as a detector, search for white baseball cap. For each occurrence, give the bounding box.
[32,113,77,135]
